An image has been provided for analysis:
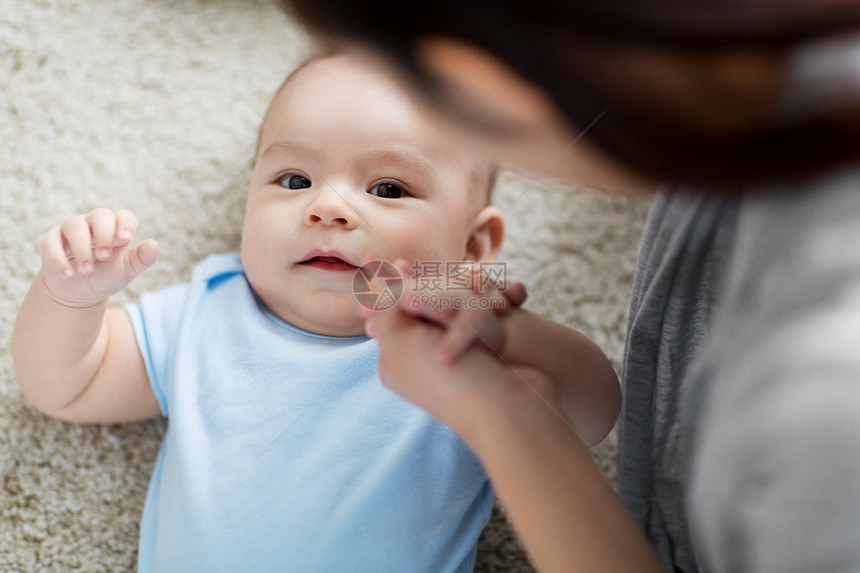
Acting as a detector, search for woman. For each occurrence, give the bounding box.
[281,1,860,571]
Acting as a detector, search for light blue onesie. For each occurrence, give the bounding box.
[126,253,493,573]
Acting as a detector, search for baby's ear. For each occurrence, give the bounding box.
[465,206,504,262]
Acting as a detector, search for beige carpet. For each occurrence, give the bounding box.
[0,1,651,570]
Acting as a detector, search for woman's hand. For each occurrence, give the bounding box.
[361,257,619,446]
[365,306,552,444]
[379,258,528,363]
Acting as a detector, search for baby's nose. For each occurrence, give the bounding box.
[303,187,357,228]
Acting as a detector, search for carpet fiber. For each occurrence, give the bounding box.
[0,1,651,570]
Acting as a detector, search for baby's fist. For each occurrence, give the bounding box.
[40,208,158,307]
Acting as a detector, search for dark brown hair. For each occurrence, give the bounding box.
[281,0,860,187]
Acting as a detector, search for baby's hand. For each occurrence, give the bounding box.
[40,208,158,307]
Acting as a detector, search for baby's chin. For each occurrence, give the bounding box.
[268,300,368,338]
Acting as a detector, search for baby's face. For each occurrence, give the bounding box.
[241,55,484,337]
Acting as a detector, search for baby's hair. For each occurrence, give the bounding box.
[254,47,341,157]
[469,161,498,212]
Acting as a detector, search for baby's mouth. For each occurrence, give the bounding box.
[299,255,358,272]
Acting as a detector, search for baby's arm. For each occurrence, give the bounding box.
[493,308,620,446]
[12,208,160,424]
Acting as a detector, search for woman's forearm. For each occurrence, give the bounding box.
[468,377,665,573]
[369,309,657,570]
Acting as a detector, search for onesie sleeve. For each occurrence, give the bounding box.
[125,282,191,417]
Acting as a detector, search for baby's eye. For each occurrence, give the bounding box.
[368,182,406,199]
[278,174,312,189]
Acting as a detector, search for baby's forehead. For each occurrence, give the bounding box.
[257,54,495,203]
[270,53,372,107]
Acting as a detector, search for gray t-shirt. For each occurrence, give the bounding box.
[619,165,860,572]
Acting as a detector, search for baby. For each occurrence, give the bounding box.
[13,52,620,572]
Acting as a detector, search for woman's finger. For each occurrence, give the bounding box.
[501,281,528,309]
[394,288,458,324]
[436,308,505,364]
